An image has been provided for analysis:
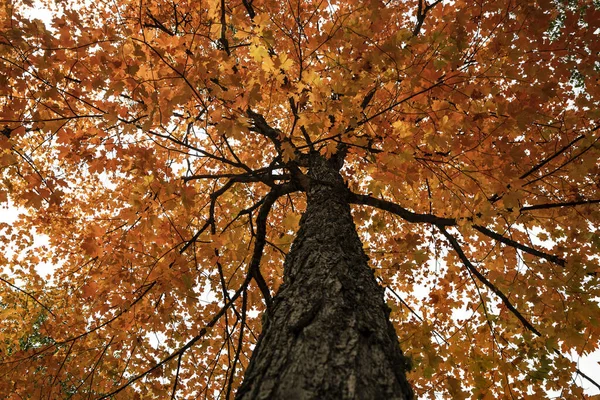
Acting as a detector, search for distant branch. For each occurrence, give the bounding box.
[225,289,248,399]
[73,336,114,395]
[520,199,600,211]
[381,278,450,346]
[568,362,600,391]
[170,352,184,400]
[519,134,585,180]
[520,123,599,182]
[48,339,76,397]
[147,129,246,169]
[524,134,600,187]
[182,169,289,186]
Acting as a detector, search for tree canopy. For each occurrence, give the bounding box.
[1,0,600,398]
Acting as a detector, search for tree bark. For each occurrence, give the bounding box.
[236,155,413,400]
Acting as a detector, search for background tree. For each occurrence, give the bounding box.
[1,0,600,398]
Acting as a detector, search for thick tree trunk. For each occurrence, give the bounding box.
[236,155,413,400]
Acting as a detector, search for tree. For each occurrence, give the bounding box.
[1,0,599,397]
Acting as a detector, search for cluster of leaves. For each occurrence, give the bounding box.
[1,0,599,398]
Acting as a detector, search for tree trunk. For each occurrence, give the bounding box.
[236,155,413,400]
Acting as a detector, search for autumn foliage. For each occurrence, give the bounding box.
[1,0,600,397]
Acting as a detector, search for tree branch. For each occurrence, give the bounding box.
[347,191,570,268]
[438,227,600,392]
[347,191,455,226]
[520,199,600,212]
[219,0,231,55]
[248,183,298,309]
[246,109,301,160]
[524,135,600,187]
[145,10,175,36]
[519,134,585,180]
[170,352,184,399]
[413,0,443,36]
[241,0,255,19]
[472,225,565,267]
[436,226,542,336]
[225,289,248,399]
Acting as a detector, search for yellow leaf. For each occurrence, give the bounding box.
[392,120,412,138]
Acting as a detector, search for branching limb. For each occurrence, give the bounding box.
[436,225,542,336]
[348,191,570,268]
[246,109,306,164]
[246,109,286,152]
[223,197,267,233]
[248,183,299,309]
[347,194,558,336]
[198,174,278,236]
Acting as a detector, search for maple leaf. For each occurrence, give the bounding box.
[1,0,600,399]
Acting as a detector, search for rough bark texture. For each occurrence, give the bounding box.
[236,155,413,400]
